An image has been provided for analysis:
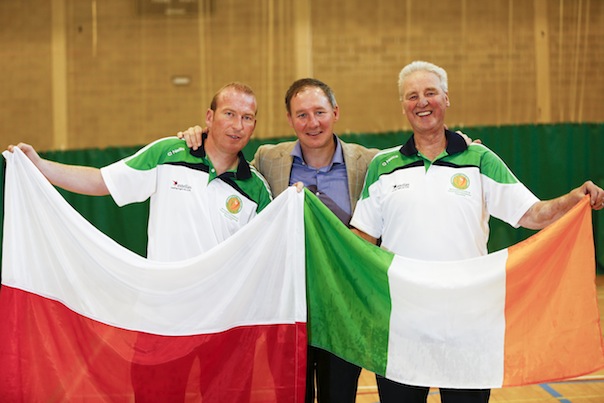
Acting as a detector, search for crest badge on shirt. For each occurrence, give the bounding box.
[225,195,242,214]
[449,173,471,196]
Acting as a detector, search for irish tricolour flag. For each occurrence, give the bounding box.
[1,148,603,401]
[304,189,604,388]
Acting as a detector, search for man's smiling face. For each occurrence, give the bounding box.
[287,86,339,151]
[401,70,449,135]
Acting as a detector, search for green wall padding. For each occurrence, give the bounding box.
[1,123,602,275]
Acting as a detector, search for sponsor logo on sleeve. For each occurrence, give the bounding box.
[167,147,185,157]
[381,155,399,166]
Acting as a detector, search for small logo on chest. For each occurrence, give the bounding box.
[451,174,470,190]
[448,173,472,197]
[225,195,243,214]
[170,180,192,192]
[392,183,410,191]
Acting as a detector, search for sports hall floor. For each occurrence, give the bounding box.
[354,275,604,403]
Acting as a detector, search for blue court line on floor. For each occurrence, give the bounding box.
[370,379,603,402]
[540,384,572,403]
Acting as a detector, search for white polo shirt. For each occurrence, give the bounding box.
[101,137,272,261]
[350,131,539,260]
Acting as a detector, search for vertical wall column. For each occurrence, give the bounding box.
[293,0,312,78]
[51,0,68,149]
[534,0,552,123]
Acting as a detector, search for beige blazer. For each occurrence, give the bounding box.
[251,139,378,212]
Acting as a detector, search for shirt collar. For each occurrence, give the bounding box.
[291,134,344,167]
[400,129,468,157]
[189,132,252,179]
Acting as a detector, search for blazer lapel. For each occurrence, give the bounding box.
[343,144,363,211]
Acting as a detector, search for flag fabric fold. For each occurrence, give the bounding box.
[1,147,604,401]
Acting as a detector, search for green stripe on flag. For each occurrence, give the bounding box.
[304,189,394,376]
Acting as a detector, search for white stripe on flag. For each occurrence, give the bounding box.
[386,251,509,388]
[2,148,307,336]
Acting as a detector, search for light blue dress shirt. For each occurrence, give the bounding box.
[289,135,352,223]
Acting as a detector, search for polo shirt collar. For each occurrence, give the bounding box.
[189,132,252,179]
[400,129,468,157]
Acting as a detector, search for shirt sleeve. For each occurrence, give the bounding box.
[480,148,539,228]
[100,159,157,207]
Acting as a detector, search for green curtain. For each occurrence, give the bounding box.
[1,123,602,274]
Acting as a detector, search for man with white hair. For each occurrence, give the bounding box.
[350,60,604,403]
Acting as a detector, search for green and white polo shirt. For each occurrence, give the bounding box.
[101,137,272,261]
[350,131,539,260]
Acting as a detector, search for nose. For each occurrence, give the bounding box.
[418,96,429,108]
[233,116,244,131]
[308,113,319,127]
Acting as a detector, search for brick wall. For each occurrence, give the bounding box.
[1,0,603,150]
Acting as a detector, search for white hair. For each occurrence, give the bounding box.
[398,61,448,100]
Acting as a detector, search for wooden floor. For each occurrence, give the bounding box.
[354,275,604,403]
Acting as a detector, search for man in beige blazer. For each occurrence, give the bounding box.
[252,80,379,402]
[251,137,376,212]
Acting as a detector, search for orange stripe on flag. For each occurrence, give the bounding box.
[503,197,604,386]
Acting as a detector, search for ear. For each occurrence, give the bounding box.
[333,105,340,122]
[286,112,294,128]
[445,93,450,107]
[205,108,213,128]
